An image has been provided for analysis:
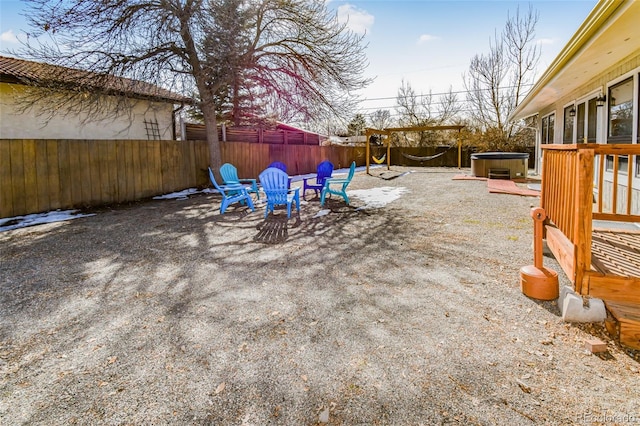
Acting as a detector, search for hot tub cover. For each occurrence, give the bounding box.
[470,152,529,160]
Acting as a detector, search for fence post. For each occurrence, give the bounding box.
[574,147,594,295]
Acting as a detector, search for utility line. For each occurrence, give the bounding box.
[359,83,533,102]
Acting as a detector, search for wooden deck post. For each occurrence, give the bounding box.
[386,133,391,170]
[365,129,371,174]
[457,129,462,169]
[574,147,594,295]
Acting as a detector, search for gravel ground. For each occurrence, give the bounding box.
[1,166,639,425]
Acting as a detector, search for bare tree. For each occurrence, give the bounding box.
[368,109,393,130]
[19,0,371,171]
[394,80,461,146]
[463,5,539,142]
[395,80,460,128]
[504,6,540,109]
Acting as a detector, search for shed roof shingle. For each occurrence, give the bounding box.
[0,55,190,104]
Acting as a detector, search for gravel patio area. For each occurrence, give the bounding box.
[1,166,638,425]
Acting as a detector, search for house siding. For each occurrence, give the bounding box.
[0,82,175,140]
[537,53,640,130]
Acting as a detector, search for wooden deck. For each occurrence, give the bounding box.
[540,144,640,350]
[591,229,640,350]
[605,301,640,351]
[591,228,640,277]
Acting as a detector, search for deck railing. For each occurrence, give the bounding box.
[540,143,640,291]
[593,145,640,221]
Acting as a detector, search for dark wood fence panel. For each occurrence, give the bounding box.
[220,140,270,179]
[227,129,260,143]
[185,123,322,146]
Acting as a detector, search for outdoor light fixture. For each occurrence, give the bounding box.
[569,106,576,117]
[596,94,607,107]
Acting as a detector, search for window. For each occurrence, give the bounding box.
[576,103,585,143]
[573,98,598,143]
[541,113,555,144]
[608,77,633,143]
[563,105,575,143]
[605,155,629,173]
[587,98,597,142]
[144,119,161,140]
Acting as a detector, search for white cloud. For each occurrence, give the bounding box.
[417,34,439,45]
[536,38,555,45]
[0,30,18,44]
[337,4,374,35]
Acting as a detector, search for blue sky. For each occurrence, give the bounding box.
[0,0,597,114]
[328,0,597,112]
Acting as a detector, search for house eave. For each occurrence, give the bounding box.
[511,0,639,121]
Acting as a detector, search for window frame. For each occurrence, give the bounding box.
[576,102,586,143]
[562,103,575,144]
[541,112,555,144]
[607,76,634,144]
[603,70,639,182]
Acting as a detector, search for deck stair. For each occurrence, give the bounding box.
[604,301,640,350]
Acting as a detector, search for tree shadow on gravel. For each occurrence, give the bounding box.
[253,199,366,244]
[207,205,254,222]
[254,214,293,244]
[0,189,409,326]
[3,173,639,424]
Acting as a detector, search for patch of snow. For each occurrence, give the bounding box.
[348,187,409,209]
[313,209,331,218]
[527,183,541,192]
[0,210,96,232]
[153,188,205,200]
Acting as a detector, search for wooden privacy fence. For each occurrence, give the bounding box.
[1,137,534,219]
[224,143,365,179]
[0,139,210,219]
[0,139,365,218]
[185,123,322,145]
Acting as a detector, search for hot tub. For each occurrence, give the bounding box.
[471,152,529,179]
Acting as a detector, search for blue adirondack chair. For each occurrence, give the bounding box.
[320,161,356,207]
[259,167,300,219]
[302,160,334,199]
[267,161,291,188]
[220,163,260,200]
[208,167,255,214]
[268,161,287,172]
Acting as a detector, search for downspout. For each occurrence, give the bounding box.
[172,103,185,140]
